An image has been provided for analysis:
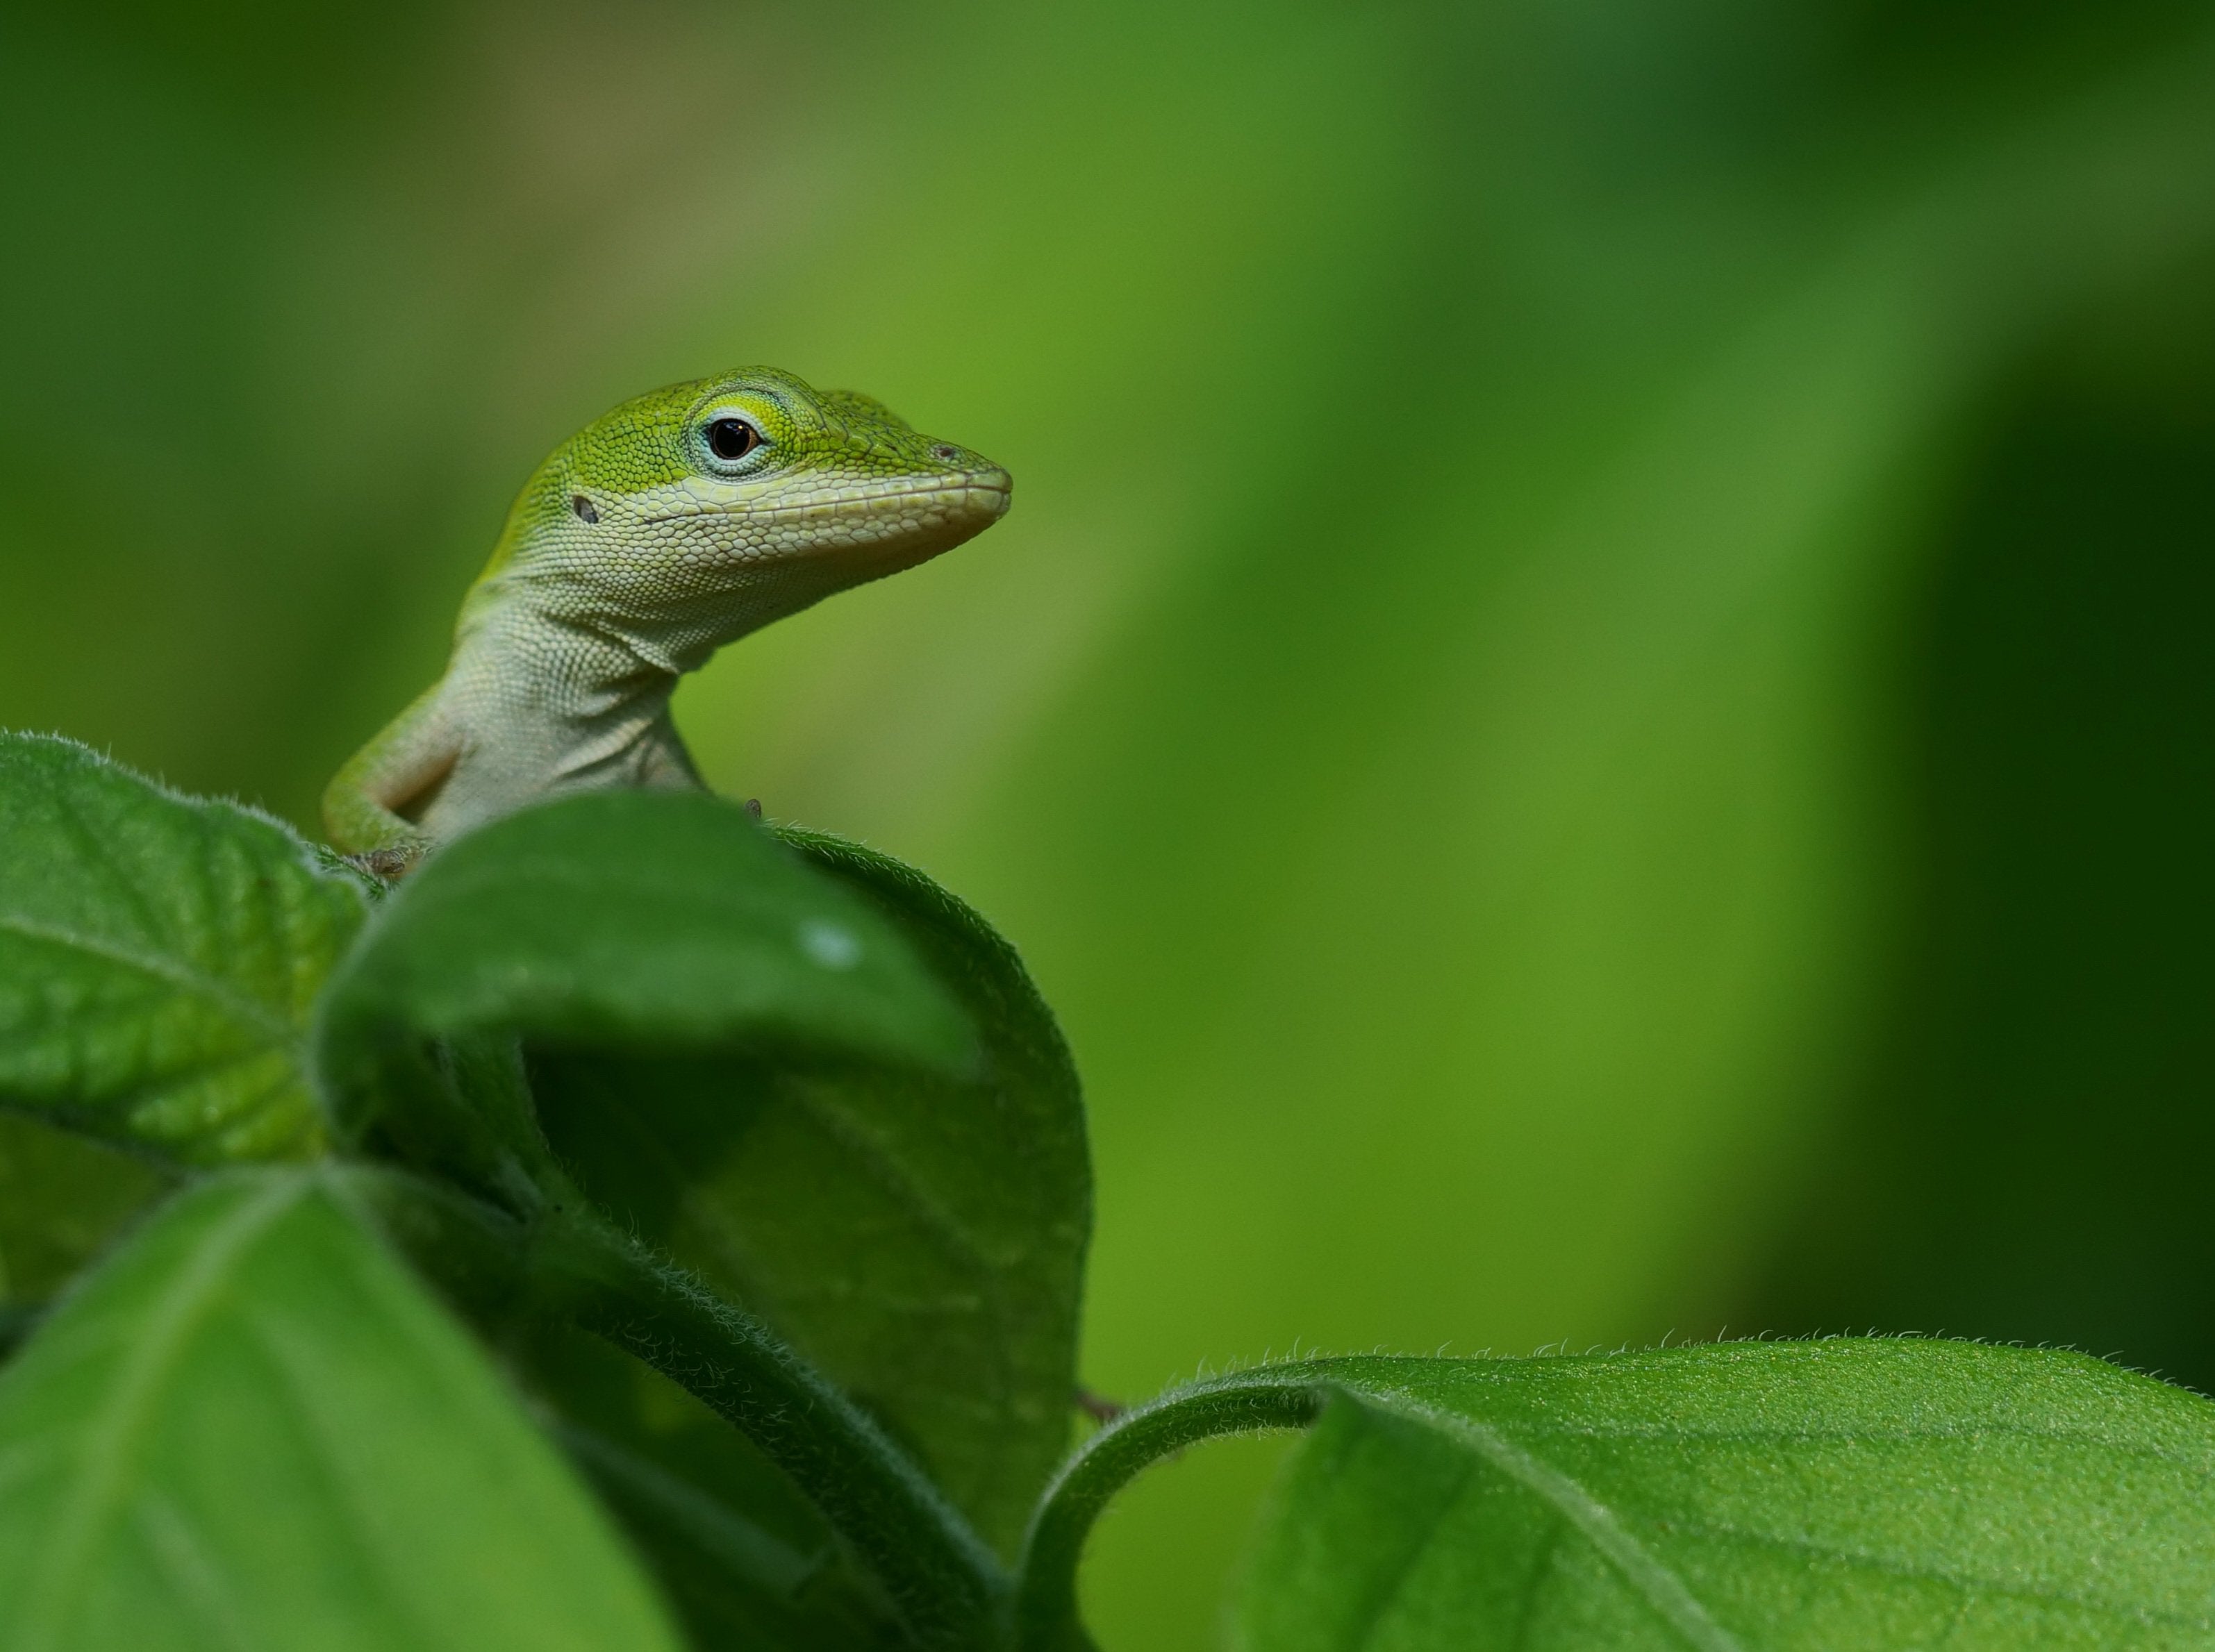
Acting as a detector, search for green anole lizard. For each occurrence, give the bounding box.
[323,368,1009,869]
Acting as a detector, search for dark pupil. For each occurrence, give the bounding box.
[708,418,759,461]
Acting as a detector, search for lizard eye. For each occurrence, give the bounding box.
[705,417,762,463]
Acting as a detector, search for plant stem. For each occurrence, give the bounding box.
[554,1210,1009,1650]
[1012,1367,1332,1652]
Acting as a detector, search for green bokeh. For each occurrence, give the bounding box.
[4,3,2212,1646]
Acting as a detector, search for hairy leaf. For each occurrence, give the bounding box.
[0,1168,685,1652]
[313,790,972,1201]
[530,825,1090,1558]
[0,735,364,1162]
[1019,1341,2215,1651]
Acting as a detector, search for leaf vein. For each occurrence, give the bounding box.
[0,913,301,1060]
[15,1173,310,1645]
[1370,1394,1745,1652]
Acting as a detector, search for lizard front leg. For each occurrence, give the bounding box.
[321,681,462,871]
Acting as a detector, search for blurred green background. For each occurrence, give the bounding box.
[4,1,2212,1644]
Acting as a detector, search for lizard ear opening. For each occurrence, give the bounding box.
[570,494,600,525]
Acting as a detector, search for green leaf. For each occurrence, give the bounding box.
[332,1163,913,1651]
[0,734,365,1163]
[555,1215,1007,1651]
[313,790,973,1199]
[311,795,1020,1643]
[520,1320,908,1652]
[348,1162,1004,1651]
[0,1167,686,1652]
[311,1162,906,1649]
[529,824,1090,1558]
[0,1112,171,1320]
[1018,1342,2215,1651]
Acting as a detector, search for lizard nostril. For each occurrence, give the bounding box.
[931,445,959,462]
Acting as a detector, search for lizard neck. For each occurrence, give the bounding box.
[429,526,859,825]
[456,533,855,698]
[436,585,705,808]
[458,570,729,685]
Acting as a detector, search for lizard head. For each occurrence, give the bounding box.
[471,367,1011,644]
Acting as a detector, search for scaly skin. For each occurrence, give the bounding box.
[323,369,1011,862]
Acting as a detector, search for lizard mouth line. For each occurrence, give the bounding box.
[638,478,1010,528]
